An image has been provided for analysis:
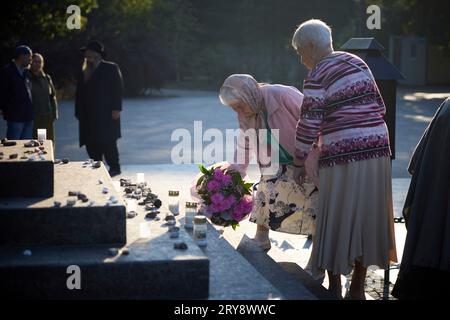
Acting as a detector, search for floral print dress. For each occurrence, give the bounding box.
[250,164,318,235]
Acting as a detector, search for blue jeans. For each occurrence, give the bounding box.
[6,121,34,140]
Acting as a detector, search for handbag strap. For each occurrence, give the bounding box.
[261,111,294,164]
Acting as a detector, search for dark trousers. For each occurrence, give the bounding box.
[6,121,33,139]
[85,140,120,172]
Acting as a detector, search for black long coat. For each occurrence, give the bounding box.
[392,97,450,299]
[0,62,33,122]
[75,60,123,146]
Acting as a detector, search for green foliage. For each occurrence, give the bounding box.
[198,164,210,175]
[0,0,97,46]
[1,0,448,94]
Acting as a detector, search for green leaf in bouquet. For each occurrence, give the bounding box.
[231,172,242,185]
[244,182,254,190]
[196,175,205,187]
[198,164,209,175]
[231,221,239,230]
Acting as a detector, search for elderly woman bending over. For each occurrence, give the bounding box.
[219,74,318,251]
[292,19,397,299]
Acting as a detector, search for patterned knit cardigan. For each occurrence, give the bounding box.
[295,51,391,168]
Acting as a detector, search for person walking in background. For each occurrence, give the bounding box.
[30,53,58,146]
[291,19,397,299]
[0,45,34,139]
[75,40,123,177]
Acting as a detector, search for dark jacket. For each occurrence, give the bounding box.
[392,97,450,299]
[30,72,58,120]
[75,60,123,146]
[0,62,33,122]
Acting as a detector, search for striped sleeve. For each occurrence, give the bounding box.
[295,80,326,161]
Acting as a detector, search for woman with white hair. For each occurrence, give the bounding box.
[291,19,397,299]
[219,74,319,251]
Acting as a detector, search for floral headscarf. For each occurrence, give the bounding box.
[219,74,266,130]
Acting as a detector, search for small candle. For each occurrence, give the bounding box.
[126,199,137,212]
[193,215,207,247]
[139,223,151,238]
[37,129,47,141]
[137,173,145,183]
[184,202,198,229]
[168,190,180,215]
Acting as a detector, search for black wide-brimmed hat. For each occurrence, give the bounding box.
[80,40,106,57]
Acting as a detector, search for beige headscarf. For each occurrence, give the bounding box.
[219,74,266,131]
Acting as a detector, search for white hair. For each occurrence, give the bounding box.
[292,19,333,51]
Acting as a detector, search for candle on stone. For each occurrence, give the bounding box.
[139,223,151,238]
[137,173,145,183]
[168,190,180,215]
[37,129,47,141]
[184,202,198,229]
[193,215,207,247]
[126,199,137,212]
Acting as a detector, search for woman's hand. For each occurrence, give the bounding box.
[293,164,307,185]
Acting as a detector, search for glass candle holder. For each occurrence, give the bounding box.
[37,129,47,141]
[168,190,180,215]
[193,215,207,247]
[184,202,198,229]
[126,199,137,213]
[136,173,145,183]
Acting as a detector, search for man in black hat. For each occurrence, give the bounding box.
[0,45,34,139]
[75,41,123,177]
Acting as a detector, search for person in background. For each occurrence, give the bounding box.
[392,98,450,299]
[0,45,33,139]
[30,53,58,146]
[75,40,123,177]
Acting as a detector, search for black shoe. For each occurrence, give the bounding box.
[109,169,121,177]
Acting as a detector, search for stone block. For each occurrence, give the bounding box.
[0,140,54,197]
[0,161,126,246]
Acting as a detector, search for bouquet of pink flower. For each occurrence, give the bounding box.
[193,162,253,229]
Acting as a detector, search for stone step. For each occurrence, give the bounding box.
[116,171,285,300]
[0,191,210,299]
[0,239,209,299]
[277,262,334,299]
[220,226,318,300]
[196,222,283,300]
[0,161,126,247]
[0,140,54,197]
